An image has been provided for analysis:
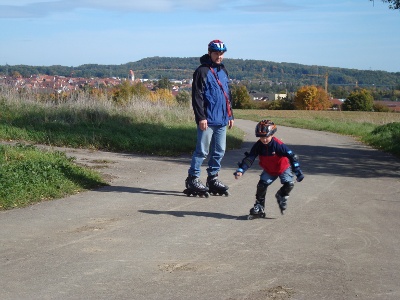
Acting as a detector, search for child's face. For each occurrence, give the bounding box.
[259,136,273,144]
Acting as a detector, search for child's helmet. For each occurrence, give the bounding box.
[208,40,227,52]
[255,120,277,137]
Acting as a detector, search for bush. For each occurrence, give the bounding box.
[176,90,191,106]
[343,89,374,111]
[363,122,400,156]
[373,103,391,112]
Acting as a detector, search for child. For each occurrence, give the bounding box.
[234,119,304,219]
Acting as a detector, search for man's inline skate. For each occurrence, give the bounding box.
[248,201,266,220]
[183,175,210,198]
[206,174,229,196]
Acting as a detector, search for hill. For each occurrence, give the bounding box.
[1,57,399,89]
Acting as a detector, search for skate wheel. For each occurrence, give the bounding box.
[224,191,230,196]
[183,189,192,197]
[247,214,254,220]
[261,213,266,218]
[204,192,210,198]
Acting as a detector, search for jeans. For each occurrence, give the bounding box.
[188,125,227,178]
[260,166,294,186]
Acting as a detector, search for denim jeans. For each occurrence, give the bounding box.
[260,166,294,186]
[188,125,227,178]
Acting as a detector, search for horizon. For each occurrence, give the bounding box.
[2,56,399,75]
[0,1,399,73]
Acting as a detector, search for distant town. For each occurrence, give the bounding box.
[0,69,191,96]
[1,69,399,112]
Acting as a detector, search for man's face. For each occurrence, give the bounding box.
[209,51,224,64]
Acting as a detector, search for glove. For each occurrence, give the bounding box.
[234,168,244,178]
[294,168,304,182]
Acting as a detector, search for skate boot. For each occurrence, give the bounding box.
[206,174,229,196]
[183,175,209,198]
[275,191,288,215]
[248,201,266,220]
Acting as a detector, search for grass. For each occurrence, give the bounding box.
[0,93,243,156]
[0,143,107,210]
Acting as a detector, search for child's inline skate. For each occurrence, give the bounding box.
[248,202,266,220]
[275,191,288,215]
[275,191,289,215]
[183,175,210,198]
[248,181,267,220]
[275,181,293,214]
[206,174,229,196]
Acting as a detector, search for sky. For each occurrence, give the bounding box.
[0,0,399,72]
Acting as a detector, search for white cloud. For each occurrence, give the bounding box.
[0,0,304,18]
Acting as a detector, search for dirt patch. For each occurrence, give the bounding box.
[242,286,294,300]
[158,263,200,273]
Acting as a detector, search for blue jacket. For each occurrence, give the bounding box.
[191,54,234,126]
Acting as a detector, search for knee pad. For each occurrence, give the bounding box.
[280,181,294,196]
[256,180,268,201]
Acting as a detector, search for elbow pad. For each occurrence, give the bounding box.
[287,151,304,182]
[238,151,254,170]
[287,150,300,170]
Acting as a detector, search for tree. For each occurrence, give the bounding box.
[342,89,374,111]
[150,88,176,106]
[112,81,150,105]
[370,0,400,10]
[294,85,331,110]
[231,85,253,109]
[156,77,172,90]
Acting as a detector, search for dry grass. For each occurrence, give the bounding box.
[236,109,400,125]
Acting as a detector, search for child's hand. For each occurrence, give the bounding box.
[234,172,242,179]
[233,171,243,179]
[296,173,304,182]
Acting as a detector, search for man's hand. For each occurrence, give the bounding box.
[199,120,208,131]
[228,119,234,129]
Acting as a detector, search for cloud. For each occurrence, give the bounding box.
[0,0,213,18]
[231,0,303,13]
[0,1,74,18]
[0,0,303,19]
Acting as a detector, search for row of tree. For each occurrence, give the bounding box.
[232,84,384,112]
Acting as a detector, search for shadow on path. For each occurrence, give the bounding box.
[138,209,275,221]
[226,141,400,179]
[96,186,184,197]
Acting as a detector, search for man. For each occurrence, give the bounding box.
[184,39,234,197]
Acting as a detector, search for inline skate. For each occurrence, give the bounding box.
[275,191,288,215]
[248,203,266,220]
[183,175,210,198]
[206,174,229,196]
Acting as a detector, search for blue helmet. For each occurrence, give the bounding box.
[208,40,227,52]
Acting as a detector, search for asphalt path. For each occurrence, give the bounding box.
[1,119,399,300]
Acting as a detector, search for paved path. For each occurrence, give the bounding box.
[1,119,399,300]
